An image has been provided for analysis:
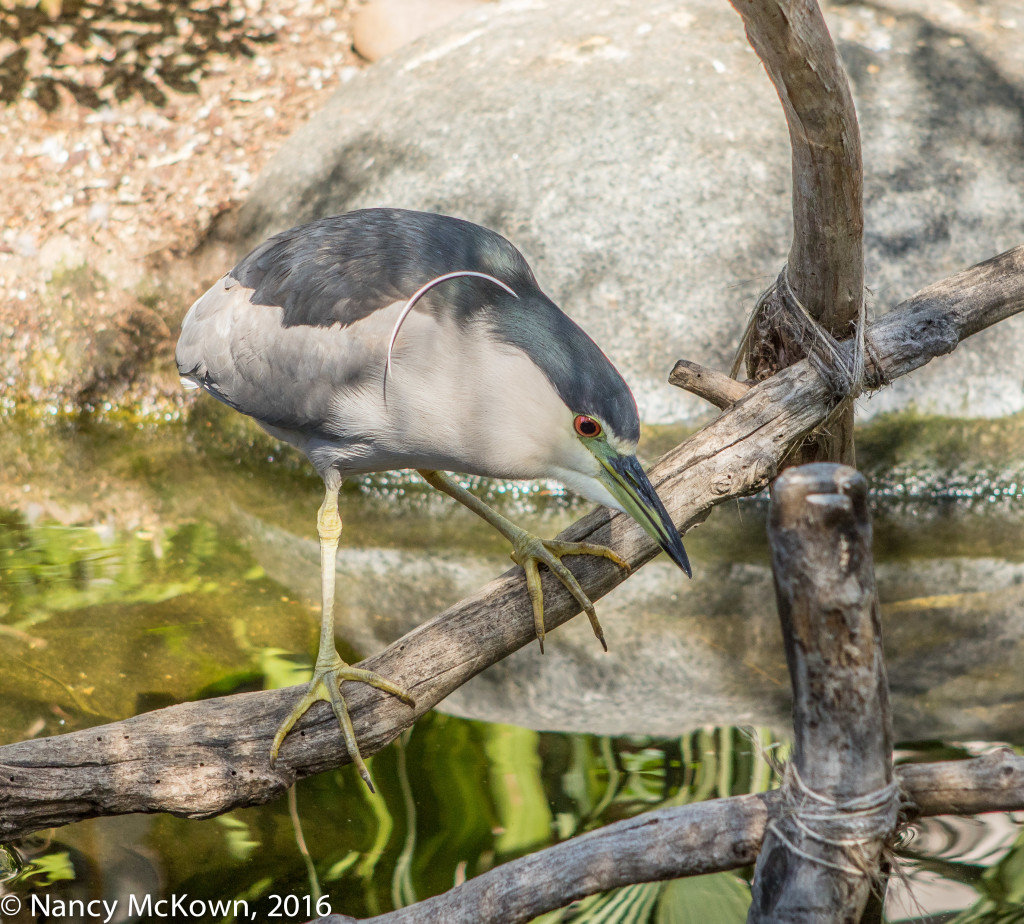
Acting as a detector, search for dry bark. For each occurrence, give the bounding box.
[0,244,1022,841]
[668,359,751,409]
[729,0,864,464]
[748,466,895,923]
[308,750,1024,924]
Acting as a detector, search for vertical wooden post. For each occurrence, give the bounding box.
[748,464,897,922]
[729,0,865,466]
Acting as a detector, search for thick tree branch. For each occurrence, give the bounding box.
[1,245,1023,840]
[312,751,1024,924]
[729,0,864,464]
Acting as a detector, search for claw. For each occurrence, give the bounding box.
[415,470,628,654]
[270,652,414,790]
[510,534,628,651]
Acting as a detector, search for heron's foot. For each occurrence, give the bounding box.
[270,652,414,792]
[509,533,629,653]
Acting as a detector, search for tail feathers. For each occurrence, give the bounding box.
[178,367,243,414]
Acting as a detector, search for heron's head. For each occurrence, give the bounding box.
[537,399,692,579]
[485,292,692,578]
[372,212,691,577]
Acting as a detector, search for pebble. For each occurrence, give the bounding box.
[352,0,485,62]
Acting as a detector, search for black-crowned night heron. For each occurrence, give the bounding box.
[176,208,690,789]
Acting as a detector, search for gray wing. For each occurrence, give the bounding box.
[175,273,395,439]
[231,208,537,329]
[175,209,541,439]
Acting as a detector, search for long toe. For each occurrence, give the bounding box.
[270,678,328,765]
[270,659,414,791]
[516,554,548,653]
[511,534,624,651]
[341,666,416,706]
[543,539,631,573]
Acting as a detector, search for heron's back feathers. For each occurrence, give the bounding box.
[175,209,641,475]
[232,208,538,330]
[176,273,388,438]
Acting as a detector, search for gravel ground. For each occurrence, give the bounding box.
[1,0,366,415]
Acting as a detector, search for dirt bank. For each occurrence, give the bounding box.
[1,0,364,417]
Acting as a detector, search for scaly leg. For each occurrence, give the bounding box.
[270,480,414,791]
[418,470,628,653]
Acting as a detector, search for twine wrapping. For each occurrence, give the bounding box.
[732,264,870,400]
[766,763,901,878]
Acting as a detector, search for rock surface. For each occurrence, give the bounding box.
[246,512,1024,742]
[238,0,1024,425]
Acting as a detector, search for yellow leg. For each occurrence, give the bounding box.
[418,470,628,653]
[270,481,414,791]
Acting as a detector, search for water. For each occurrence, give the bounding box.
[1,412,1023,922]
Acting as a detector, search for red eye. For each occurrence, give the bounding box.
[574,415,602,438]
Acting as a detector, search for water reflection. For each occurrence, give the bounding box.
[3,719,1023,922]
[2,416,1024,921]
[3,720,780,922]
[8,480,1024,745]
[243,500,1024,744]
[889,810,1024,921]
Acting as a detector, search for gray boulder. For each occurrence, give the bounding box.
[245,510,1024,743]
[237,0,1024,425]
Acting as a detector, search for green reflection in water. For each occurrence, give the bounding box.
[2,410,1024,921]
[0,513,317,742]
[4,719,775,922]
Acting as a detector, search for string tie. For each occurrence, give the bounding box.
[732,264,871,400]
[766,763,901,878]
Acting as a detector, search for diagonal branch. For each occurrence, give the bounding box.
[1,245,1023,840]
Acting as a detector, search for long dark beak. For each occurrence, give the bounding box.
[597,453,691,577]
